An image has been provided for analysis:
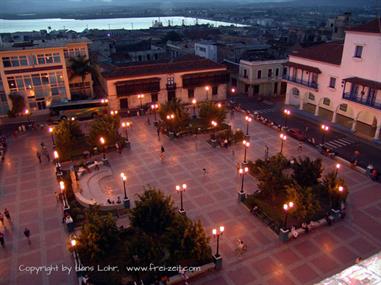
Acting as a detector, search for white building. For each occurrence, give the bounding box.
[0,38,92,116]
[194,41,219,63]
[284,19,381,140]
[237,58,288,98]
[98,55,228,112]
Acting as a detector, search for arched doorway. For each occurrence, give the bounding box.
[317,97,333,121]
[335,103,355,129]
[355,111,378,138]
[303,92,316,114]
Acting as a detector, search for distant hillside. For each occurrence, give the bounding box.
[290,0,376,7]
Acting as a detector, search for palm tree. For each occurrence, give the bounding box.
[68,55,94,99]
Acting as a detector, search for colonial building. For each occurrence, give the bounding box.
[0,38,92,116]
[237,58,287,98]
[284,18,381,140]
[98,55,229,112]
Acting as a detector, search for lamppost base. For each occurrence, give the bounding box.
[213,255,223,270]
[241,161,248,167]
[123,198,130,209]
[279,228,289,242]
[238,191,246,202]
[178,209,186,215]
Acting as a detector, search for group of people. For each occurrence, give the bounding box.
[0,208,32,248]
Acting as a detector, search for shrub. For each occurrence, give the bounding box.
[88,114,122,147]
[198,101,226,126]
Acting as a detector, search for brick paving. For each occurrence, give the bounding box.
[1,111,381,285]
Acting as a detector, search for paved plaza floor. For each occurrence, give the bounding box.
[1,111,381,285]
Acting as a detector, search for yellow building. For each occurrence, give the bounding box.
[98,55,229,112]
[0,38,92,115]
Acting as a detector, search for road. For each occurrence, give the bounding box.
[230,96,381,173]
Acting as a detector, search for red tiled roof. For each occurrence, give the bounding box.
[101,55,226,80]
[346,18,381,34]
[284,62,321,74]
[343,77,381,90]
[290,42,343,65]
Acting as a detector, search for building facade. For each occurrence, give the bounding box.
[0,38,92,116]
[237,59,287,98]
[98,56,229,111]
[284,19,381,140]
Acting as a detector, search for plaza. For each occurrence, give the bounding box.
[1,110,381,285]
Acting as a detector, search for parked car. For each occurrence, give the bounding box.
[288,128,305,141]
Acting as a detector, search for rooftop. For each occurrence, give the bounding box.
[0,38,90,51]
[290,41,344,65]
[101,55,227,80]
[346,18,381,34]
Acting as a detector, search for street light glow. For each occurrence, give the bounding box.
[192,99,197,105]
[338,186,344,192]
[336,163,341,170]
[243,140,250,147]
[71,239,77,247]
[100,137,105,145]
[205,86,210,91]
[284,109,291,116]
[48,127,54,133]
[321,124,329,131]
[280,133,287,141]
[59,181,65,190]
[211,120,218,127]
[53,150,59,160]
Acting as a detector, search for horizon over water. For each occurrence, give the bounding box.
[0,16,244,33]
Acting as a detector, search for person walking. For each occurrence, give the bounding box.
[0,232,4,248]
[4,209,10,221]
[157,127,161,140]
[160,145,165,160]
[0,213,4,225]
[24,227,31,245]
[36,151,42,164]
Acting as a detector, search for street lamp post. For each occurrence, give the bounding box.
[283,109,291,129]
[212,226,224,258]
[60,181,69,210]
[245,116,252,136]
[337,185,344,210]
[120,172,130,208]
[192,99,197,118]
[321,124,329,145]
[238,167,249,201]
[48,127,55,145]
[205,86,210,101]
[151,103,159,122]
[280,133,287,154]
[335,163,341,178]
[110,110,118,116]
[166,114,175,136]
[70,238,80,266]
[100,137,106,160]
[24,109,30,124]
[282,201,294,229]
[138,94,144,109]
[242,140,250,164]
[121,122,131,141]
[176,183,187,214]
[231,88,236,95]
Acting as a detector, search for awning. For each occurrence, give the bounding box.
[284,62,321,74]
[116,77,161,97]
[343,77,381,90]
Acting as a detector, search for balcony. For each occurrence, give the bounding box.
[282,75,318,90]
[343,92,381,110]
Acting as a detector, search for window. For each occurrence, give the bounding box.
[32,74,41,86]
[16,76,24,89]
[245,84,249,93]
[147,54,151,61]
[45,54,53,64]
[243,69,248,78]
[41,73,49,85]
[339,104,348,112]
[292,88,299,96]
[19,56,28,66]
[257,70,262,79]
[167,77,175,85]
[308,93,315,101]
[11,57,19,67]
[212,86,218,95]
[231,78,237,86]
[151,93,158,102]
[37,54,45,65]
[323,98,331,106]
[354,46,363,58]
[283,67,288,76]
[274,82,278,94]
[198,46,206,52]
[275,68,279,77]
[154,54,158,60]
[329,77,336,88]
[268,69,273,78]
[188,88,194,98]
[2,57,11,67]
[7,77,16,89]
[53,53,61,63]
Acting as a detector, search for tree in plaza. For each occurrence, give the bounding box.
[322,171,349,209]
[164,215,212,264]
[198,101,226,126]
[68,55,95,98]
[54,119,84,158]
[250,154,291,201]
[286,183,321,222]
[77,206,120,262]
[88,114,122,147]
[129,186,177,236]
[8,92,26,116]
[290,157,323,188]
[159,98,190,132]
